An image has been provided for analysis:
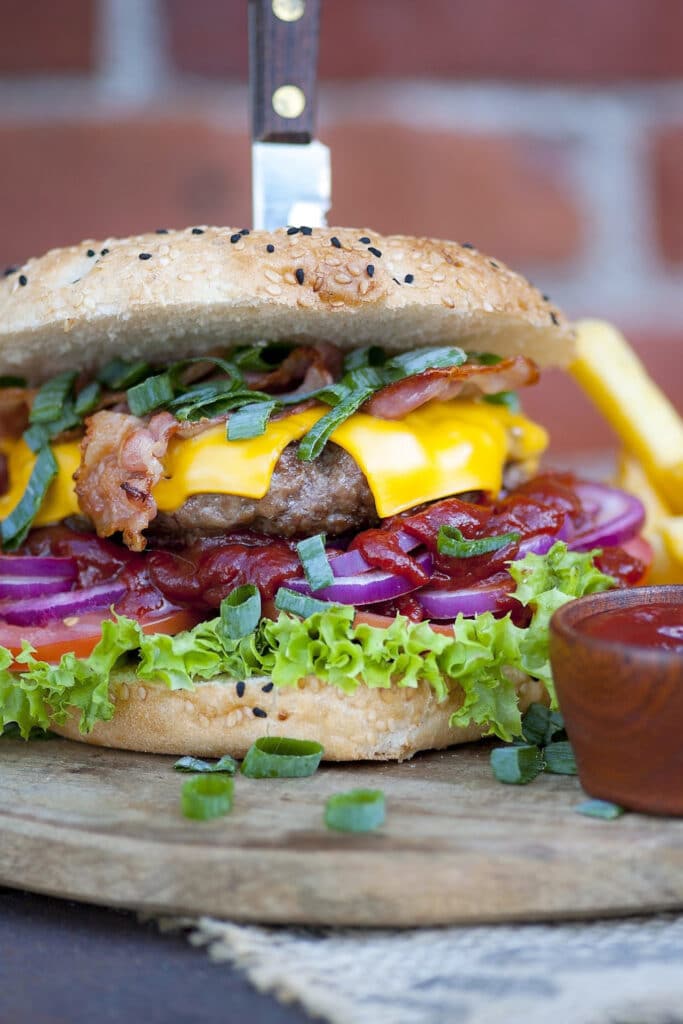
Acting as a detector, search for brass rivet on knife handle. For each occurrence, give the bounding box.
[249,0,320,143]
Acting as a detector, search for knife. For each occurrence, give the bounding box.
[249,0,331,231]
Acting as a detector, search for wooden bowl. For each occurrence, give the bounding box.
[549,585,683,815]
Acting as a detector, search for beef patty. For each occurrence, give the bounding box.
[150,442,378,543]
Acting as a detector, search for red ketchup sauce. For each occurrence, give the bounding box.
[580,603,683,652]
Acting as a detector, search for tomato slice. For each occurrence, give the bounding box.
[2,608,203,666]
[353,610,455,637]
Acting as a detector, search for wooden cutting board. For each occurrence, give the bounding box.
[2,737,683,927]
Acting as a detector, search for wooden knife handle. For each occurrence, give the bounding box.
[249,0,321,144]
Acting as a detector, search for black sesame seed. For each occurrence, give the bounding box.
[462,242,475,250]
[191,227,204,235]
[236,681,246,698]
[366,264,375,277]
[240,228,250,236]
[287,226,300,235]
[266,243,275,253]
[550,312,560,326]
[392,277,402,285]
[368,246,382,258]
[139,252,152,260]
[404,273,414,284]
[261,682,274,693]
[253,707,267,718]
[300,226,313,236]
[330,236,342,248]
[86,249,96,258]
[358,236,371,244]
[230,233,241,244]
[100,248,109,256]
[295,268,305,285]
[18,274,27,286]
[155,228,169,234]
[489,259,500,269]
[3,266,18,277]
[542,293,551,302]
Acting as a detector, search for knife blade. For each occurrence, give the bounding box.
[249,0,330,231]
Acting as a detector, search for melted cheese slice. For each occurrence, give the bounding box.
[0,400,548,527]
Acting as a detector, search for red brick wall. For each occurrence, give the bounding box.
[0,0,680,453]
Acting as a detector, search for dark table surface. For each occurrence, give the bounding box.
[0,888,310,1024]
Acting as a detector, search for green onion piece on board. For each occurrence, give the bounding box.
[274,587,337,618]
[521,703,566,746]
[220,585,262,640]
[324,789,386,833]
[241,737,324,779]
[490,744,545,785]
[180,775,234,820]
[97,357,152,390]
[227,400,277,441]
[74,381,102,417]
[574,799,625,820]
[174,755,238,774]
[297,386,375,461]
[0,445,58,551]
[29,372,78,424]
[126,372,175,416]
[296,534,334,591]
[437,526,521,559]
[543,740,578,776]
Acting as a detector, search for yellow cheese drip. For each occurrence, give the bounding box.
[0,401,548,527]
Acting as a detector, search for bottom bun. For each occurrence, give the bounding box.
[53,672,547,761]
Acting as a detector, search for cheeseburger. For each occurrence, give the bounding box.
[0,227,648,758]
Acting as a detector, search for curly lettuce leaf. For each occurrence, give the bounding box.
[0,542,616,742]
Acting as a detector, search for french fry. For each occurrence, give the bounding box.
[616,450,682,584]
[572,320,683,512]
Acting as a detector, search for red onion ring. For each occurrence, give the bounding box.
[0,576,75,600]
[417,579,515,620]
[287,551,433,605]
[327,529,419,578]
[1,582,126,627]
[0,555,77,579]
[569,481,645,551]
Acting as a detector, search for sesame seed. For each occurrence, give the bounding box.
[404,273,414,284]
[3,267,17,277]
[550,312,560,326]
[155,228,169,234]
[368,246,382,258]
[139,253,152,260]
[230,233,241,244]
[462,242,475,249]
[300,226,313,236]
[392,276,402,285]
[236,681,245,698]
[191,227,204,235]
[489,259,500,269]
[261,682,274,692]
[100,248,109,256]
[295,268,305,285]
[18,274,27,286]
[253,707,267,718]
[366,264,375,277]
[542,293,551,302]
[86,249,96,258]
[240,228,250,236]
[359,236,371,244]
[287,226,300,235]
[266,243,275,253]
[330,236,342,248]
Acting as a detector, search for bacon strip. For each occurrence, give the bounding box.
[363,356,540,420]
[245,343,343,396]
[0,387,36,439]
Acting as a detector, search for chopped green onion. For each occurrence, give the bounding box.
[296,534,334,591]
[521,703,566,746]
[97,358,152,390]
[0,375,27,388]
[468,352,502,366]
[383,346,466,380]
[574,799,625,820]
[1,445,58,551]
[483,391,520,412]
[437,526,521,558]
[227,400,277,441]
[180,775,234,820]
[74,380,101,417]
[126,372,175,416]
[274,587,338,618]
[543,740,577,776]
[324,789,386,832]
[29,372,77,424]
[490,744,545,785]
[241,737,324,779]
[174,754,238,774]
[232,342,293,371]
[298,386,374,461]
[343,345,386,372]
[220,585,262,640]
[23,408,80,452]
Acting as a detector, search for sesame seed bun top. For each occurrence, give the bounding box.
[0,226,573,384]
